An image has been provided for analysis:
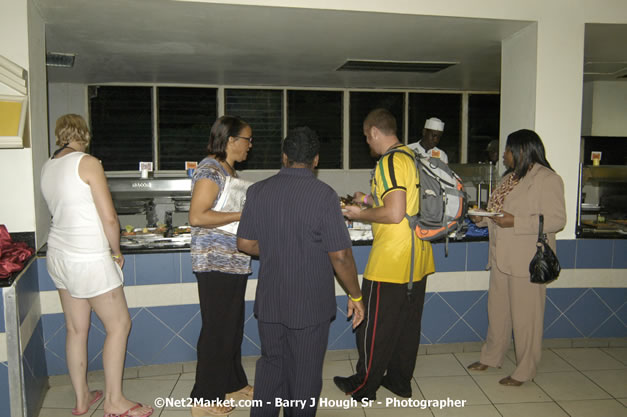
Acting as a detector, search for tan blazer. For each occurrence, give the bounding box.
[484,164,566,278]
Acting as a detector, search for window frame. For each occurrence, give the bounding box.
[87,83,498,174]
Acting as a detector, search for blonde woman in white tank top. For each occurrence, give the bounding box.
[41,115,153,417]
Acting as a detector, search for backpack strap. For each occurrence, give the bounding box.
[405,213,416,297]
[380,147,421,297]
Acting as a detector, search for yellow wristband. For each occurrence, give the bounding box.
[112,254,121,259]
[348,294,362,302]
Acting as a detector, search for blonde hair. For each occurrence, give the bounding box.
[55,114,91,146]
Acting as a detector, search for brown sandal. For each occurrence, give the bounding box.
[499,376,523,386]
[190,405,234,417]
[467,361,489,371]
[226,385,254,401]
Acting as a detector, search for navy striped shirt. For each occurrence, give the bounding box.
[237,167,352,328]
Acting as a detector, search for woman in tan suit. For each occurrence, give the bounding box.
[467,129,566,386]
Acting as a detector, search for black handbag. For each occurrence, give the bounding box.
[529,214,561,284]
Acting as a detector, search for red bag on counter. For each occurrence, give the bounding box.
[0,225,35,279]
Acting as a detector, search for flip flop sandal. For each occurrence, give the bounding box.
[72,390,103,416]
[103,403,154,417]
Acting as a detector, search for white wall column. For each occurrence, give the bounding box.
[0,0,35,234]
[500,23,538,154]
[28,0,51,247]
[501,16,584,239]
[535,17,584,239]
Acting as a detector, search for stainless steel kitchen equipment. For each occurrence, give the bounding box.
[108,177,192,248]
[577,165,627,236]
[451,163,498,208]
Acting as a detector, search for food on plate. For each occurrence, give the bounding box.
[339,196,352,209]
[340,194,366,209]
[122,225,136,236]
[174,226,191,235]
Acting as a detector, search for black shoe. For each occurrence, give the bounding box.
[352,391,376,402]
[333,376,358,394]
[381,376,412,398]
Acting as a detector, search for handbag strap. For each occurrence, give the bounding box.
[537,214,544,242]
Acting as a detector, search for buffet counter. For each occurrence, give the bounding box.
[3,235,625,417]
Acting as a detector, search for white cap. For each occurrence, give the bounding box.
[424,117,445,131]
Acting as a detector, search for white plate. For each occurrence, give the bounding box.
[468,209,504,217]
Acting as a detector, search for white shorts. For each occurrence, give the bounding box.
[46,248,124,298]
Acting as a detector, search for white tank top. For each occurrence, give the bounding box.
[41,152,111,258]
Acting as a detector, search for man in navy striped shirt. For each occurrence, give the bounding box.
[237,127,365,417]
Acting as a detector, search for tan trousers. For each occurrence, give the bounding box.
[479,266,546,381]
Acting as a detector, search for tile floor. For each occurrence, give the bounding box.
[37,347,627,417]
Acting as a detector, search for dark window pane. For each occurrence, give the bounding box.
[158,87,217,170]
[408,93,461,163]
[225,89,283,170]
[468,94,500,163]
[582,136,627,165]
[287,90,343,169]
[349,92,404,169]
[89,86,152,171]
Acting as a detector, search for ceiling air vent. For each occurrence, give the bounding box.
[46,52,76,68]
[337,60,457,73]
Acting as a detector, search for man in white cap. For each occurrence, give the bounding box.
[408,117,448,164]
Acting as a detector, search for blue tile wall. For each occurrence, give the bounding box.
[242,302,259,355]
[594,288,627,312]
[556,239,577,269]
[135,252,181,285]
[37,257,56,292]
[181,252,195,283]
[35,239,626,376]
[564,290,614,335]
[432,242,466,273]
[617,303,627,325]
[576,239,614,269]
[37,255,138,288]
[543,298,562,331]
[466,241,489,271]
[613,240,627,268]
[547,288,587,312]
[38,285,626,374]
[421,294,462,343]
[352,246,371,275]
[544,315,584,338]
[17,261,39,326]
[544,288,627,339]
[250,259,260,279]
[0,362,9,417]
[462,294,489,339]
[329,296,361,350]
[593,316,627,338]
[121,254,136,285]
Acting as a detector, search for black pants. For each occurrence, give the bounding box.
[191,271,249,401]
[251,320,330,417]
[348,276,428,400]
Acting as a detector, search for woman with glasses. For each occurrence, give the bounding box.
[188,115,254,416]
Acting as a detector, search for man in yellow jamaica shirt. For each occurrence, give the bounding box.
[334,108,435,401]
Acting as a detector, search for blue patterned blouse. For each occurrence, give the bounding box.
[190,157,252,275]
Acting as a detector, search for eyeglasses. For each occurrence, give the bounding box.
[234,136,253,144]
